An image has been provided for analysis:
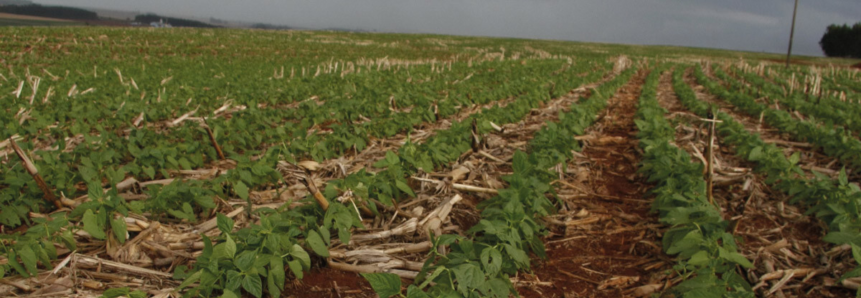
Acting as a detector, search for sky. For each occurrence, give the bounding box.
[35,0,861,57]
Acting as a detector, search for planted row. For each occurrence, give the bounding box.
[693,66,861,173]
[168,60,616,297]
[641,68,753,297]
[676,67,861,296]
[361,63,639,298]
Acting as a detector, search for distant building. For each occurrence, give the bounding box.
[150,18,172,28]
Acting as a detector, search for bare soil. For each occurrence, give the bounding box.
[518,69,669,298]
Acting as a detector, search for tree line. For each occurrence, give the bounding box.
[820,22,861,58]
[0,4,97,20]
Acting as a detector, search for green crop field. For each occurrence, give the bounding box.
[1,26,860,298]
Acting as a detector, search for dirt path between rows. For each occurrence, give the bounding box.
[519,69,668,298]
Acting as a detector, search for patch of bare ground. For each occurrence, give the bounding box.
[677,69,855,297]
[516,68,669,298]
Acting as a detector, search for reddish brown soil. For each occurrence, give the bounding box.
[519,70,667,298]
[284,267,374,298]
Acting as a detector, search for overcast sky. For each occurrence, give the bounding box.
[36,0,860,57]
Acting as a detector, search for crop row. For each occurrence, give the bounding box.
[764,64,861,100]
[637,67,754,297]
[377,63,639,298]
[692,66,861,173]
[721,66,861,134]
[675,67,861,296]
[0,58,605,228]
[72,60,619,297]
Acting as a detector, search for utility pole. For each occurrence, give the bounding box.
[785,0,799,68]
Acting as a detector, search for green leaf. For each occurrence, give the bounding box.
[111,217,127,244]
[788,152,800,165]
[268,268,283,298]
[419,268,444,289]
[234,181,249,200]
[8,250,29,277]
[361,273,402,298]
[18,246,38,276]
[840,167,849,186]
[226,270,242,292]
[480,247,502,277]
[129,290,146,298]
[213,234,237,260]
[234,251,256,272]
[291,244,311,270]
[60,230,77,251]
[385,151,400,165]
[225,234,237,258]
[688,250,710,266]
[102,287,130,298]
[82,209,106,240]
[219,289,239,298]
[852,243,861,264]
[488,278,511,298]
[718,247,752,268]
[406,285,431,298]
[242,273,263,298]
[178,269,202,290]
[287,259,304,279]
[217,213,235,235]
[452,264,484,296]
[143,166,155,179]
[270,256,286,289]
[306,230,329,257]
[395,180,415,197]
[748,146,763,161]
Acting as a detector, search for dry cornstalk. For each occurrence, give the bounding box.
[169,108,198,127]
[418,194,462,235]
[300,177,329,211]
[327,259,418,279]
[477,150,506,163]
[706,112,716,205]
[73,254,171,278]
[351,218,418,243]
[10,138,61,209]
[452,183,498,194]
[202,118,226,160]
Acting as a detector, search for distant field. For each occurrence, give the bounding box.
[0,12,78,26]
[1,26,861,298]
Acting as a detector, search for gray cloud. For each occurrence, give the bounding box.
[34,0,861,56]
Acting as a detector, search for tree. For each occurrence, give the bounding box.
[819,22,861,58]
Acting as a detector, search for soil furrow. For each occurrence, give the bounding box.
[519,69,665,298]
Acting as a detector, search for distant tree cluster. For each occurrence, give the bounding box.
[134,14,217,28]
[820,22,861,58]
[0,4,97,20]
